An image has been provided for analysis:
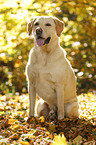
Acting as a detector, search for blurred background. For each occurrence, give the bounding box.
[0,0,96,95]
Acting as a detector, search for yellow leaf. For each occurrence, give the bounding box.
[20,141,29,145]
[40,116,45,123]
[51,134,67,145]
[13,124,21,130]
[8,119,19,125]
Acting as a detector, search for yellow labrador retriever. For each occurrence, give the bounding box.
[26,16,79,120]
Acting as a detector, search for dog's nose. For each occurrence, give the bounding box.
[36,27,43,36]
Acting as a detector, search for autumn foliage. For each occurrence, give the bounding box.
[0,0,96,94]
[0,93,96,144]
[0,0,96,144]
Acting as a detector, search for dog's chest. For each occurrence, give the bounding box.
[33,62,56,102]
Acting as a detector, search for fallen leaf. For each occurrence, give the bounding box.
[51,134,67,145]
[20,141,29,145]
[40,116,45,123]
[73,135,83,144]
[8,119,19,125]
[9,133,19,140]
[49,123,56,132]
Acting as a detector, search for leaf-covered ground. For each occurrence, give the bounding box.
[0,93,96,144]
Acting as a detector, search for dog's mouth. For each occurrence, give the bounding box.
[36,37,51,46]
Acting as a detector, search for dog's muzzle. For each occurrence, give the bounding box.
[36,37,51,46]
[36,27,51,46]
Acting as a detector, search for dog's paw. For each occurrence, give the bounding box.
[58,113,64,120]
[49,109,57,120]
[58,116,64,120]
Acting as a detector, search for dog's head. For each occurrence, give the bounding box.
[27,16,64,47]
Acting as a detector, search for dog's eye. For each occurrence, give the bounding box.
[35,22,39,26]
[45,23,51,26]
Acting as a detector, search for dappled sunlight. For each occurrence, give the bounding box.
[0,93,96,144]
[0,0,96,144]
[78,93,96,120]
[0,0,96,94]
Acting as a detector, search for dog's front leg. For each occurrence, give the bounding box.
[56,84,64,120]
[29,82,36,117]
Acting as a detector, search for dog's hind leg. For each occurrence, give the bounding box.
[65,102,79,118]
[36,99,50,119]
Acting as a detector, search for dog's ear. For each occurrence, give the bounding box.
[27,21,33,35]
[27,18,37,35]
[53,17,64,37]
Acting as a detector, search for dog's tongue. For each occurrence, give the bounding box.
[36,38,45,46]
